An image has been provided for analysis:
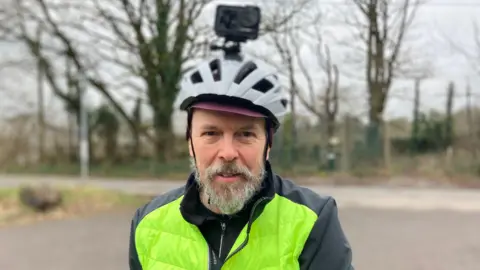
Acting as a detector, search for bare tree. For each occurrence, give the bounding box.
[260,8,349,166]
[269,23,341,127]
[90,0,213,160]
[86,0,315,160]
[0,0,211,160]
[345,0,424,126]
[295,29,340,145]
[36,26,46,161]
[328,0,424,163]
[0,0,317,161]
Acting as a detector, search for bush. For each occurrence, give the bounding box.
[18,184,63,212]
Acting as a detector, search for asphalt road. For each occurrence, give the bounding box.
[1,207,479,270]
[1,174,480,270]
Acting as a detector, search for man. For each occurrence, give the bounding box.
[129,56,354,269]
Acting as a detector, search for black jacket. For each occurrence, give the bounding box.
[129,161,354,270]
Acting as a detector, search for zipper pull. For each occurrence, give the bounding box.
[211,248,218,265]
[221,222,226,231]
[218,222,227,260]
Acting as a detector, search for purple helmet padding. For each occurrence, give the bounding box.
[191,102,266,118]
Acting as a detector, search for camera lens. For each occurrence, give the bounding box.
[218,10,236,29]
[239,7,260,28]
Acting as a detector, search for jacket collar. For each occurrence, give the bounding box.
[180,161,276,226]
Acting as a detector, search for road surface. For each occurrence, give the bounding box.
[1,174,480,269]
[1,207,479,270]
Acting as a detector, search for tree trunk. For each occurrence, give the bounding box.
[153,108,173,162]
[131,129,141,159]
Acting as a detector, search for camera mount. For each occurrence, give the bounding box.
[210,39,243,61]
[211,4,261,61]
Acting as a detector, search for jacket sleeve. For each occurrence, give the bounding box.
[129,209,143,270]
[299,197,354,270]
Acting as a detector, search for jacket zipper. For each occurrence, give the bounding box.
[208,223,225,270]
[208,245,217,270]
[207,196,272,269]
[218,222,226,259]
[223,197,269,263]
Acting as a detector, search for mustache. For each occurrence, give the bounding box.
[207,162,251,178]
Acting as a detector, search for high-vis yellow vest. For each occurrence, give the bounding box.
[134,193,318,269]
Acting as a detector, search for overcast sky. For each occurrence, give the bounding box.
[378,0,480,120]
[0,0,479,134]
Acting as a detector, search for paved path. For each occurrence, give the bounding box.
[1,174,480,269]
[0,211,133,270]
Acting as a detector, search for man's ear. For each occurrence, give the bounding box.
[266,146,271,160]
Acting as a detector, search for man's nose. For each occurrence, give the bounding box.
[218,137,238,161]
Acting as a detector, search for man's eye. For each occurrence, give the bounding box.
[202,131,217,136]
[240,131,254,137]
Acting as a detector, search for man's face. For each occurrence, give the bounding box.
[189,108,269,215]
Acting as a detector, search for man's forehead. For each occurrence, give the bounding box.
[192,109,265,129]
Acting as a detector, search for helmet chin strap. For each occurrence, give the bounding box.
[263,121,272,163]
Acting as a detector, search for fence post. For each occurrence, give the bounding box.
[383,120,391,174]
[341,115,351,172]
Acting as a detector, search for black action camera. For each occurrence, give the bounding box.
[214,4,261,42]
[211,4,261,59]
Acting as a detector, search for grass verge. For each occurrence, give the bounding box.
[0,185,153,228]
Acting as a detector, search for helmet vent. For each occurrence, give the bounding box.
[190,71,203,83]
[234,61,257,84]
[252,79,274,93]
[209,59,221,81]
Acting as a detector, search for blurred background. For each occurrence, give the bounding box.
[0,0,480,269]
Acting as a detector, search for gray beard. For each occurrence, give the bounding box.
[189,157,265,215]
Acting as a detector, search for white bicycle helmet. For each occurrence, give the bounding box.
[174,55,288,131]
